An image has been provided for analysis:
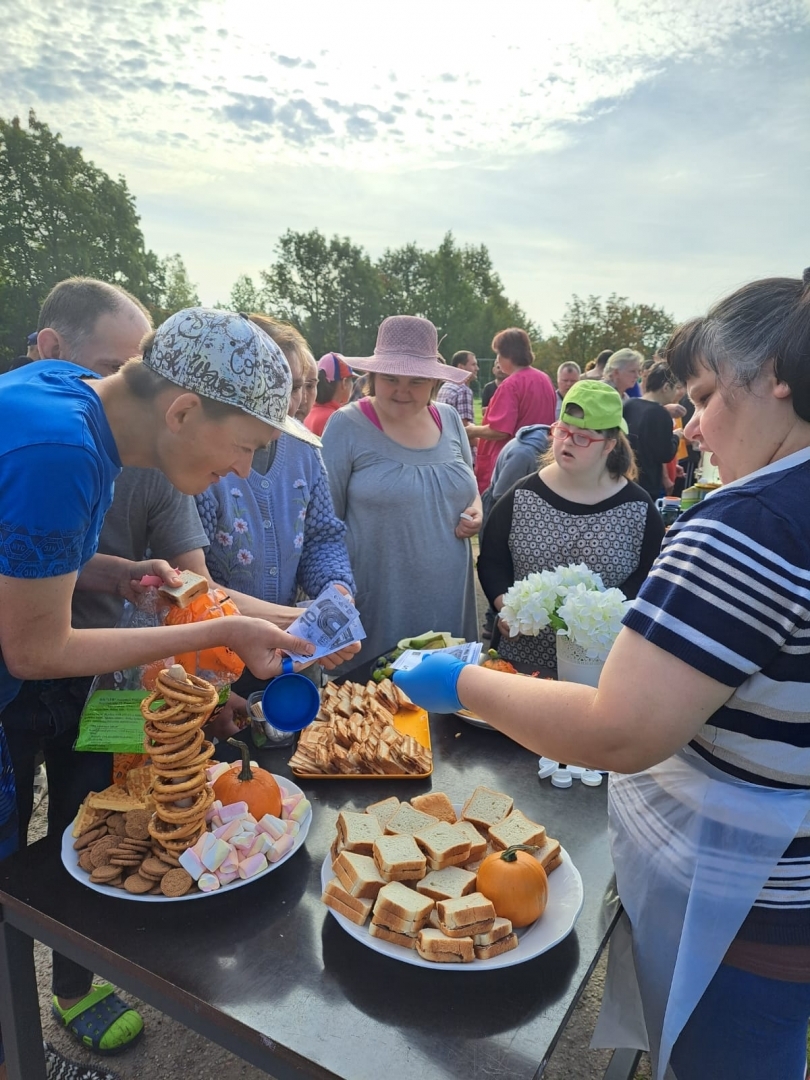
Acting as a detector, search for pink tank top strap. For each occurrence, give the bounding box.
[358,398,443,433]
[358,398,383,429]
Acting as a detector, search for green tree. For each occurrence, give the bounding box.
[0,110,161,363]
[227,273,262,313]
[227,230,538,367]
[377,232,537,361]
[150,253,200,323]
[550,293,676,369]
[259,229,383,357]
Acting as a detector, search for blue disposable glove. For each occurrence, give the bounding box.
[392,653,466,714]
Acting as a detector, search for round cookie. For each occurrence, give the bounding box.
[89,837,120,868]
[78,850,95,872]
[125,810,152,840]
[90,865,123,885]
[107,813,127,836]
[161,868,193,897]
[155,850,182,867]
[123,873,154,895]
[73,826,106,850]
[140,857,169,880]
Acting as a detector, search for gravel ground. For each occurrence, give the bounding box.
[27,553,650,1078]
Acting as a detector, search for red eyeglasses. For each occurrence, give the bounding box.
[550,422,608,447]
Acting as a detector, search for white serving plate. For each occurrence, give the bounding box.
[62,775,311,903]
[321,813,584,970]
[454,708,496,731]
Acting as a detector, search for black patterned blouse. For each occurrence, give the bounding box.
[477,472,664,671]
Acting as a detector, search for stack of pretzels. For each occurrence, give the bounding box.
[140,664,218,856]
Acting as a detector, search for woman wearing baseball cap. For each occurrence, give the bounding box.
[478,379,663,673]
[303,352,354,437]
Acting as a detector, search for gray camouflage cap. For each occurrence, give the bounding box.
[143,308,321,446]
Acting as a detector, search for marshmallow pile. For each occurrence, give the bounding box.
[177,762,311,893]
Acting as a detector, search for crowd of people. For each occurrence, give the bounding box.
[0,266,808,1080]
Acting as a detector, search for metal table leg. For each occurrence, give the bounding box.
[602,1048,642,1080]
[0,908,47,1080]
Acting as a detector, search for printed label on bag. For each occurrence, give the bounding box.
[75,690,150,753]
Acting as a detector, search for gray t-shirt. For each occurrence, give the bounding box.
[71,467,209,629]
[322,401,480,669]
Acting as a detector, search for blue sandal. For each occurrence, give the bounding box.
[51,983,143,1056]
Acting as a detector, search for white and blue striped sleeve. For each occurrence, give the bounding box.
[623,492,810,687]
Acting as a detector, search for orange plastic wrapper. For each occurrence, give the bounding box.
[113,753,149,787]
[163,588,245,686]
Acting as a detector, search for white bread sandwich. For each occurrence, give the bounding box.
[384,803,440,837]
[536,836,562,873]
[372,881,433,932]
[368,922,418,949]
[453,820,488,864]
[321,878,373,926]
[416,928,475,964]
[413,821,471,870]
[488,809,547,852]
[473,933,518,960]
[333,851,386,899]
[371,908,428,935]
[157,569,209,609]
[416,866,477,902]
[336,810,382,854]
[436,891,496,939]
[473,917,513,945]
[461,786,513,830]
[372,834,427,882]
[365,796,400,828]
[410,792,457,824]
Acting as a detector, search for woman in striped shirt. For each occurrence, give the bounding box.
[395,269,810,1080]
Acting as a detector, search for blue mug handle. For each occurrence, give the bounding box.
[281,656,294,676]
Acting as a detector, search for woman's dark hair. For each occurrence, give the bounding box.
[663,270,810,421]
[491,328,534,367]
[316,368,341,405]
[645,361,681,394]
[123,331,245,421]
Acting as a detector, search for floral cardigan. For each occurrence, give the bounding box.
[196,435,355,606]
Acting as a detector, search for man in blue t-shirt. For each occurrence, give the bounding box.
[0,293,358,1078]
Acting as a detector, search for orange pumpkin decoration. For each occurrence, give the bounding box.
[213,739,282,819]
[476,844,548,928]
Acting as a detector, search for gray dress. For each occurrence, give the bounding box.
[322,401,480,668]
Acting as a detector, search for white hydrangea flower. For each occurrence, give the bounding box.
[500,570,562,637]
[556,587,629,660]
[554,563,605,592]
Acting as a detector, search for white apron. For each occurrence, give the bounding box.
[591,747,810,1080]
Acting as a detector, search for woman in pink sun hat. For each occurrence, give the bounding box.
[322,315,481,668]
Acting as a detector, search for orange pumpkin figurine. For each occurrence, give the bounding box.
[214,738,282,819]
[475,844,548,928]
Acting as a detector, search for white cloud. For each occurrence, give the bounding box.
[1,0,808,327]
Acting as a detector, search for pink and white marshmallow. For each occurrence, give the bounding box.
[238,853,268,879]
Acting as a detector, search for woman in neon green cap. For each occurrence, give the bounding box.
[478,379,664,673]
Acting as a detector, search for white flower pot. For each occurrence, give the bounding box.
[555,635,605,688]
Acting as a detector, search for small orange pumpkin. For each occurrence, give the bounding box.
[475,844,548,928]
[213,739,282,819]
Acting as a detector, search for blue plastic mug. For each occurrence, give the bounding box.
[260,657,320,733]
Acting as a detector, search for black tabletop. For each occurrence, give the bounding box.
[0,713,618,1080]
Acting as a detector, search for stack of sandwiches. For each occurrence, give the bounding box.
[289,678,431,776]
[321,785,562,965]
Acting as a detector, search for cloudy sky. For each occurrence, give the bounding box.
[3,0,809,334]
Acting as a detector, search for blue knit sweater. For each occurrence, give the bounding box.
[196,435,355,605]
